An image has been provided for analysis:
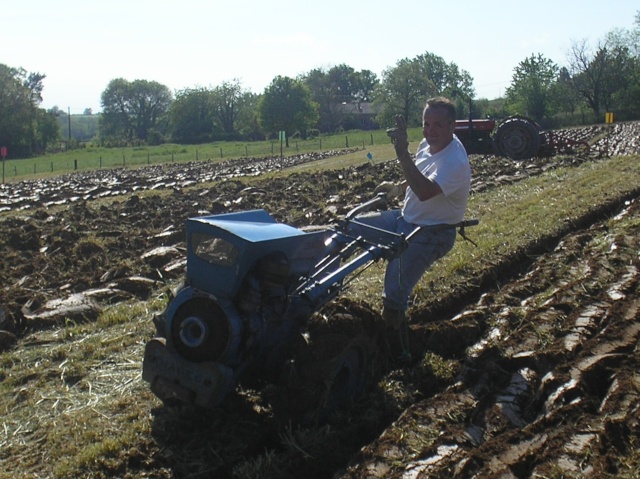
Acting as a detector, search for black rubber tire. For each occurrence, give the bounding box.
[492,117,541,160]
[274,298,386,423]
[170,297,230,363]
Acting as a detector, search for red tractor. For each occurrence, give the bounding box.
[454,115,589,160]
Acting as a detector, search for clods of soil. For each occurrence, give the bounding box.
[1,122,640,478]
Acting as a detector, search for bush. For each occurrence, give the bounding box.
[147,129,165,146]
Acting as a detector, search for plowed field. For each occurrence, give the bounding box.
[1,122,640,479]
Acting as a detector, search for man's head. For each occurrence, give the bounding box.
[422,97,456,154]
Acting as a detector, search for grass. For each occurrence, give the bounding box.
[1,151,640,477]
[0,299,166,479]
[344,154,640,313]
[0,127,424,181]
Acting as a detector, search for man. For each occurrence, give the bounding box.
[351,96,471,362]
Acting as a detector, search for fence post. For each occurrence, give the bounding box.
[345,135,349,148]
[74,159,78,170]
[371,134,374,145]
[220,147,223,158]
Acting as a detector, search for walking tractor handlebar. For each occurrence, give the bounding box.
[451,218,480,246]
[142,194,478,419]
[342,192,479,246]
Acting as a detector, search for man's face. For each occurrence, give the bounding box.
[422,106,455,154]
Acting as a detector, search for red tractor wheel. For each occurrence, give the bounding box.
[492,117,541,160]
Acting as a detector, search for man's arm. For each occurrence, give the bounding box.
[388,115,442,202]
[397,153,442,201]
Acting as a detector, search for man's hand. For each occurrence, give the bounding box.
[374,181,404,199]
[386,115,409,154]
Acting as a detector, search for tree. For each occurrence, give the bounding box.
[234,91,262,141]
[413,52,475,111]
[210,80,252,140]
[602,11,640,119]
[100,78,172,143]
[129,80,172,141]
[604,10,640,57]
[0,64,59,158]
[373,53,473,128]
[440,62,475,120]
[327,64,357,104]
[302,68,338,132]
[351,69,378,103]
[374,57,434,128]
[33,109,60,154]
[100,78,134,141]
[169,82,258,144]
[550,67,582,123]
[505,53,559,123]
[302,65,379,133]
[169,87,216,144]
[257,76,318,145]
[567,39,633,120]
[23,71,47,153]
[0,65,32,157]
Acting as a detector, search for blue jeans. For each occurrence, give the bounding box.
[348,210,456,312]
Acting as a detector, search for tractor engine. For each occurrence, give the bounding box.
[142,210,331,409]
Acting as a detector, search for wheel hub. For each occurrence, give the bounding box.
[179,316,208,348]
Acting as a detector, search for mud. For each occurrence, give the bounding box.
[1,121,640,478]
[340,198,640,478]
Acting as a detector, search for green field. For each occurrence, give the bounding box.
[0,127,425,181]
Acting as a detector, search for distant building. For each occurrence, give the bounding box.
[335,102,381,131]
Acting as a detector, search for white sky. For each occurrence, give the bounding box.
[3,0,637,113]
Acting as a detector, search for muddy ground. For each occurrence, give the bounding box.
[1,121,640,478]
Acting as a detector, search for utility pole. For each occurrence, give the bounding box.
[68,107,71,141]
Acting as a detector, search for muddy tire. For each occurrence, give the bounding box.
[274,298,386,423]
[492,116,541,160]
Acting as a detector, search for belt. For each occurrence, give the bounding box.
[413,223,456,231]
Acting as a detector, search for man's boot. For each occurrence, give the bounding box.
[382,307,411,364]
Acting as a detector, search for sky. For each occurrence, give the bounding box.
[3,0,638,114]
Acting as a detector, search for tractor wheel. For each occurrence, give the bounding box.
[492,117,541,160]
[274,298,386,424]
[170,297,230,363]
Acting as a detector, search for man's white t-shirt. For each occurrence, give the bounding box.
[401,135,471,226]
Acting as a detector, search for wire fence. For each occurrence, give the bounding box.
[1,129,410,182]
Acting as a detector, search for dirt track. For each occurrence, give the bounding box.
[1,122,640,478]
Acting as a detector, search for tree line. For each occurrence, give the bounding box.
[0,65,59,158]
[1,12,638,159]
